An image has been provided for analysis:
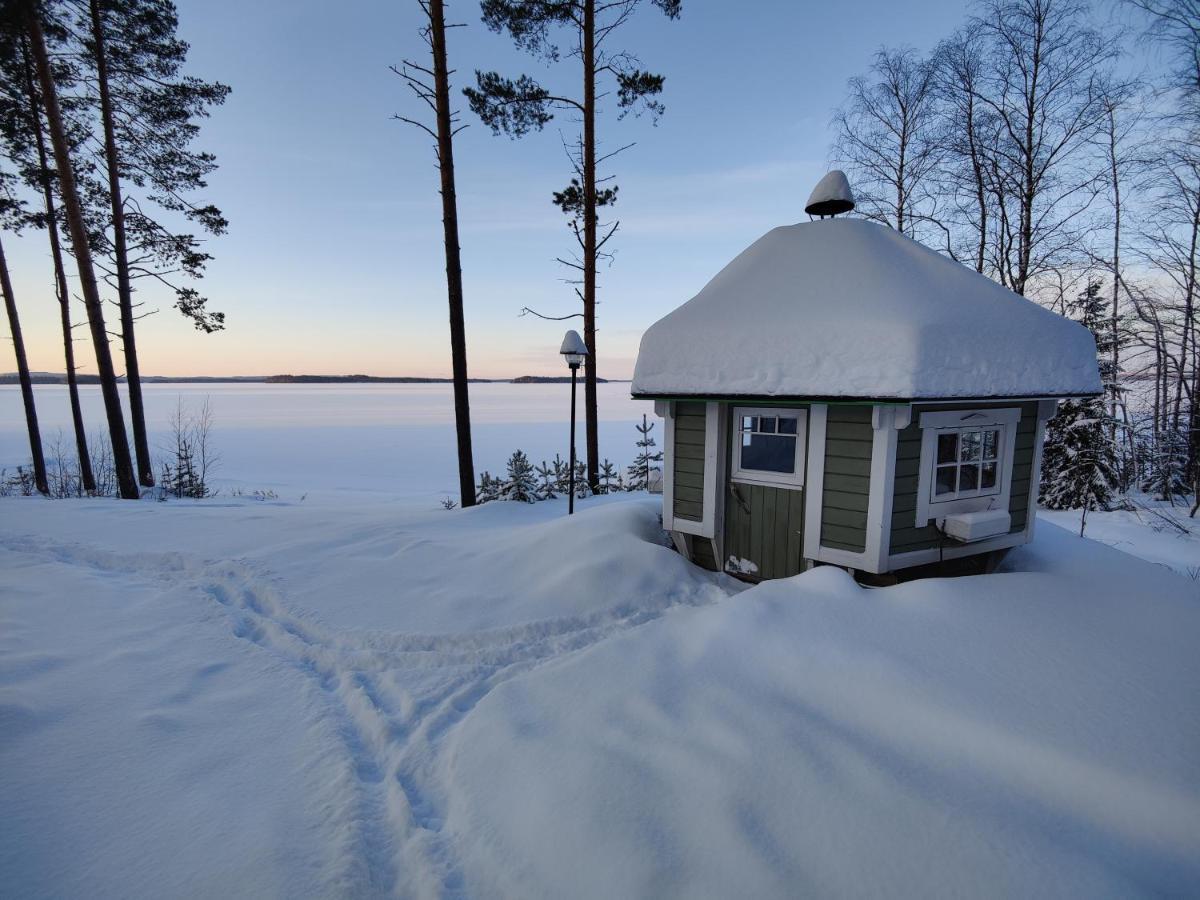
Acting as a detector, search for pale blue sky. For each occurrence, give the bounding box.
[5,0,1134,378]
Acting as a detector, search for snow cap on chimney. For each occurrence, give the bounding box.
[805,170,855,217]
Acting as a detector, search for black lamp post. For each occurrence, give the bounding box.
[560,329,588,515]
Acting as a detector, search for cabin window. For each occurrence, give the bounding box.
[914,407,1022,526]
[731,407,807,487]
[932,426,1002,501]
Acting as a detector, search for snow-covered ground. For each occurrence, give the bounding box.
[1040,496,1200,578]
[2,491,1198,898]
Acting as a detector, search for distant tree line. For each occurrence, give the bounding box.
[830,0,1200,515]
[0,0,228,498]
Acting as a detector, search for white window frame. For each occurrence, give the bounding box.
[730,406,807,488]
[914,407,1020,527]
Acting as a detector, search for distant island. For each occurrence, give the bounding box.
[2,372,622,385]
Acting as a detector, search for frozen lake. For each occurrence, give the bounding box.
[0,382,654,500]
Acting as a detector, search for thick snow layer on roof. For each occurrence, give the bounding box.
[632,219,1102,399]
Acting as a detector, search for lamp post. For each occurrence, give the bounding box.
[560,329,588,515]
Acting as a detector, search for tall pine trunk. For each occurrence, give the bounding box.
[24,43,94,492]
[429,0,475,506]
[581,0,599,492]
[89,0,153,487]
[25,0,138,499]
[0,234,48,494]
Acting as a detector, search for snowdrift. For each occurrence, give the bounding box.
[2,494,1197,898]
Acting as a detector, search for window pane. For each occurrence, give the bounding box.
[742,432,753,447]
[778,417,797,435]
[741,415,756,432]
[982,430,998,459]
[959,463,979,492]
[960,431,982,461]
[935,465,956,496]
[937,433,958,464]
[758,417,776,434]
[742,434,795,473]
[980,461,997,490]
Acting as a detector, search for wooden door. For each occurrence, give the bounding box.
[724,482,805,580]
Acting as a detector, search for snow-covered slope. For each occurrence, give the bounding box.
[632,219,1102,399]
[2,494,1196,898]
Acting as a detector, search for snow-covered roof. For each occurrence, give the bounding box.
[632,218,1102,400]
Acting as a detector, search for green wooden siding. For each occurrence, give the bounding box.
[821,406,873,552]
[889,401,1038,554]
[673,401,707,522]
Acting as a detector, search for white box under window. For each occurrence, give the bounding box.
[941,510,1011,543]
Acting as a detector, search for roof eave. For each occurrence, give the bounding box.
[630,390,1102,404]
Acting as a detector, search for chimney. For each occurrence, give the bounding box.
[805,170,855,218]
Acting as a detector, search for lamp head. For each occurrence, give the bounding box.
[559,329,588,369]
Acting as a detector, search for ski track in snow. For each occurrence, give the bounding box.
[0,532,726,898]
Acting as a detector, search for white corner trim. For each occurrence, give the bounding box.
[711,403,729,561]
[1026,415,1049,543]
[914,407,1020,528]
[697,402,721,537]
[802,404,827,562]
[864,406,899,573]
[661,405,675,533]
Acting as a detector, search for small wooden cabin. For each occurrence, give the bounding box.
[631,176,1101,580]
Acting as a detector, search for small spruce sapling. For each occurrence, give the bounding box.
[476,471,499,503]
[499,449,538,502]
[572,460,591,499]
[535,460,558,500]
[626,414,663,491]
[598,458,619,494]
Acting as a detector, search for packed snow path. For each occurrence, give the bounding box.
[2,494,1198,898]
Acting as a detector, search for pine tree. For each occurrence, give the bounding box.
[572,459,590,499]
[534,460,558,499]
[394,0,475,506]
[626,413,663,491]
[19,0,139,498]
[0,225,48,494]
[476,470,499,503]
[550,452,570,495]
[465,0,681,492]
[499,449,537,502]
[598,458,618,494]
[1039,279,1120,511]
[18,44,95,491]
[79,0,230,486]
